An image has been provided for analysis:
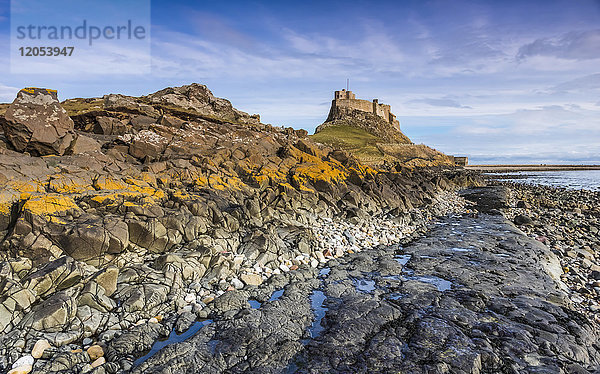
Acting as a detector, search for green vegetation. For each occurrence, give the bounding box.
[61,98,104,116]
[310,125,388,162]
[311,124,453,167]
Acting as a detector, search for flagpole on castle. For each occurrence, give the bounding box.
[346,78,349,91]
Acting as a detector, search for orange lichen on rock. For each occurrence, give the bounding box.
[8,180,46,194]
[48,175,95,194]
[90,175,165,204]
[208,175,245,191]
[194,176,208,187]
[22,194,80,220]
[93,176,129,191]
[0,191,20,229]
[246,167,287,188]
[291,152,348,186]
[89,191,144,206]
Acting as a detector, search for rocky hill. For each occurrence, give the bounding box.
[0,84,481,373]
[312,93,453,168]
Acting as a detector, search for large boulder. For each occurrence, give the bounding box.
[145,83,260,125]
[55,216,130,262]
[20,290,77,332]
[103,94,160,118]
[1,88,76,155]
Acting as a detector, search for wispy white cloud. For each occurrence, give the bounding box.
[0,83,19,102]
[550,73,600,93]
[407,97,472,109]
[517,29,600,61]
[2,1,599,164]
[411,104,600,163]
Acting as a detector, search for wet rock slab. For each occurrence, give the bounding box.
[135,188,600,373]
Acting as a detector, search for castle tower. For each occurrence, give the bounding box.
[334,89,355,100]
[329,89,400,130]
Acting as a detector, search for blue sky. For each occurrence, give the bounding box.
[1,0,599,164]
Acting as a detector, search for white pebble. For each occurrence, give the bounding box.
[231,278,244,289]
[12,355,34,369]
[184,293,196,303]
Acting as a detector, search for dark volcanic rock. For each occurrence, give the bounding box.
[1,88,76,155]
[0,82,486,372]
[132,188,600,373]
[514,214,534,226]
[461,186,509,213]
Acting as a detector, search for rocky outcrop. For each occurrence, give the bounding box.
[0,88,76,156]
[0,83,481,373]
[145,83,260,125]
[126,188,600,373]
[313,93,454,167]
[319,105,411,144]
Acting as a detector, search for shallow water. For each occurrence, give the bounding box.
[447,247,472,252]
[308,291,328,338]
[354,278,376,293]
[249,288,284,309]
[134,319,213,366]
[409,275,453,291]
[492,170,600,191]
[269,289,284,302]
[394,254,412,266]
[386,292,405,300]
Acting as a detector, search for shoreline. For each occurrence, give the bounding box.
[0,173,474,373]
[3,173,600,372]
[498,180,600,321]
[466,164,600,172]
[127,186,600,373]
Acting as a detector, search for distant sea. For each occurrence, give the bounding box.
[490,170,600,191]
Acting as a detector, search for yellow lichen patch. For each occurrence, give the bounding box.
[93,176,128,191]
[22,194,80,219]
[259,168,286,181]
[90,191,143,206]
[194,176,208,187]
[348,165,378,180]
[8,180,45,194]
[123,177,165,198]
[139,172,157,187]
[297,184,315,193]
[285,146,349,187]
[22,87,57,95]
[171,189,191,201]
[130,185,165,199]
[249,174,269,188]
[207,175,245,191]
[48,175,95,194]
[170,189,206,206]
[0,190,20,216]
[243,166,288,189]
[89,188,163,209]
[124,176,153,189]
[91,175,165,202]
[293,162,348,185]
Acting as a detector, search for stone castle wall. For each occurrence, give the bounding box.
[331,90,400,129]
[334,97,374,114]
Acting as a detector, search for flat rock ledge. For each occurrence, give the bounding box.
[113,186,600,373]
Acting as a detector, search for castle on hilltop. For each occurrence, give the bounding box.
[330,89,400,129]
